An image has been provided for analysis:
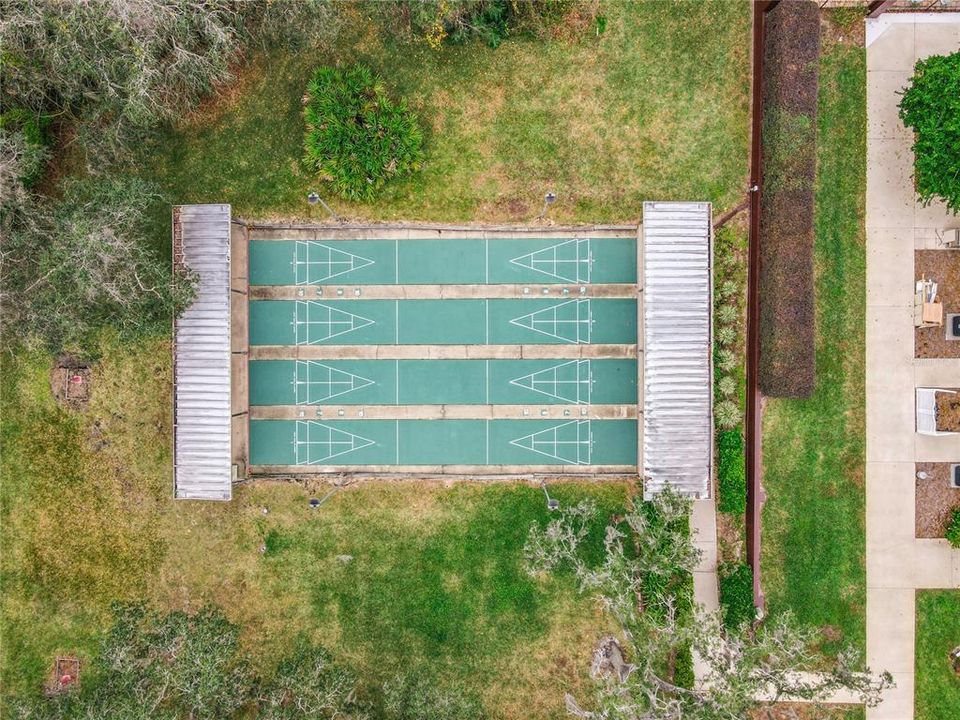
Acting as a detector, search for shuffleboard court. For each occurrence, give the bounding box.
[248,359,637,406]
[248,299,637,346]
[249,418,638,467]
[249,237,637,286]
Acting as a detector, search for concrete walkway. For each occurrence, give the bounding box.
[865,15,960,720]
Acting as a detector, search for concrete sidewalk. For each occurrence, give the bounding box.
[865,15,960,720]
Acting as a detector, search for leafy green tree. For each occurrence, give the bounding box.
[0,176,195,353]
[382,671,486,720]
[0,0,242,166]
[9,604,251,720]
[899,51,960,212]
[257,639,367,720]
[524,492,893,720]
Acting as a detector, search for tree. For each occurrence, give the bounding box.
[523,493,893,720]
[9,604,251,720]
[899,51,960,213]
[257,639,367,720]
[0,176,195,353]
[0,0,241,166]
[382,671,486,720]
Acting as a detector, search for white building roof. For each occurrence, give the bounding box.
[642,201,713,499]
[173,204,232,500]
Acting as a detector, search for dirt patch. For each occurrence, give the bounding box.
[50,356,92,410]
[716,507,745,565]
[821,7,865,49]
[44,656,79,696]
[935,391,960,432]
[916,463,960,537]
[915,250,960,358]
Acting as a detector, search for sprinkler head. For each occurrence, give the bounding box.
[309,498,320,508]
[307,192,320,205]
[545,191,557,205]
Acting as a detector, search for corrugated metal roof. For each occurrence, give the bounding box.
[173,204,232,501]
[642,201,713,499]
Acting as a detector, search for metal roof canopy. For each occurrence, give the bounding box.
[642,201,713,499]
[173,204,232,500]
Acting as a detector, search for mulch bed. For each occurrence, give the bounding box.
[749,703,863,720]
[935,391,960,432]
[916,462,960,538]
[758,0,820,398]
[916,250,960,358]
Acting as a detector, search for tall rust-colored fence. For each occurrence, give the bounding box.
[820,0,960,13]
[746,0,773,614]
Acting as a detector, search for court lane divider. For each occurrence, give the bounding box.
[248,344,640,360]
[249,283,639,300]
[249,404,638,421]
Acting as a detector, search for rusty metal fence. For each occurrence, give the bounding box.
[820,0,960,12]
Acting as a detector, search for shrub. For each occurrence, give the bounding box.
[946,508,960,549]
[716,326,737,347]
[716,304,739,325]
[714,401,741,431]
[899,51,960,213]
[717,349,737,372]
[718,563,755,630]
[0,110,49,188]
[758,0,819,399]
[717,429,746,514]
[717,376,737,398]
[258,639,363,720]
[303,66,424,202]
[382,671,486,720]
[373,0,582,49]
[674,642,694,689]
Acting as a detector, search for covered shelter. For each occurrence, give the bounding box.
[641,201,713,499]
[172,204,233,500]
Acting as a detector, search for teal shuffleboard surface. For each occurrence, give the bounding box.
[248,359,638,406]
[248,299,637,346]
[248,237,637,286]
[249,419,637,467]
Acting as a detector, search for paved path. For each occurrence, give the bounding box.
[865,14,960,720]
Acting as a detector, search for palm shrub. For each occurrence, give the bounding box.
[303,66,424,201]
[899,52,960,212]
[714,401,741,430]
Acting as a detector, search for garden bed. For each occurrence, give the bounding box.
[915,463,960,538]
[757,0,820,398]
[915,250,960,358]
[934,391,960,432]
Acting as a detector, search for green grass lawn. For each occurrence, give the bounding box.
[1,340,628,717]
[760,28,867,655]
[3,3,752,714]
[916,591,960,720]
[137,0,749,252]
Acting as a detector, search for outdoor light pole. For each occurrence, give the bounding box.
[307,191,340,222]
[537,191,557,222]
[541,480,560,511]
